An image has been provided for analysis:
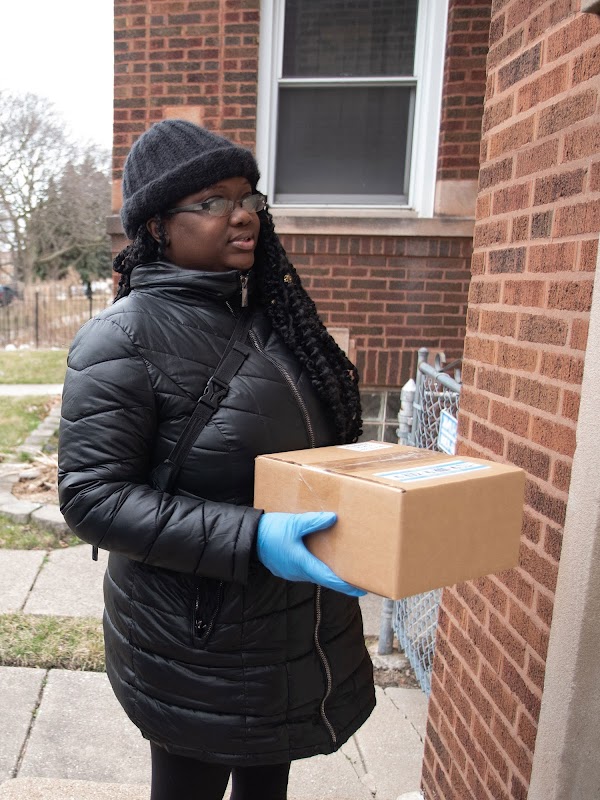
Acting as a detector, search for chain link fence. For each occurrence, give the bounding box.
[391,348,462,694]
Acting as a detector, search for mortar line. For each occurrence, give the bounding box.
[352,734,369,773]
[342,736,377,799]
[386,691,426,743]
[19,550,51,613]
[11,668,49,778]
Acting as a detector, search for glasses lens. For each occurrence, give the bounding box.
[242,194,266,213]
[207,197,232,216]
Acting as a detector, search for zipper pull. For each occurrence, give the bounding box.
[240,273,249,307]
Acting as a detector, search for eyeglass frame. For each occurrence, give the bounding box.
[165,192,268,218]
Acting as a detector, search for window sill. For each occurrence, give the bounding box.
[106,210,475,240]
[269,207,475,238]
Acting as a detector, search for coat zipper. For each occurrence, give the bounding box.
[231,277,335,742]
[240,273,249,307]
[194,579,224,644]
[247,330,315,449]
[314,586,337,744]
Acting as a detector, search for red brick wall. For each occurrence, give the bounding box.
[438,0,491,180]
[113,0,260,182]
[280,234,471,386]
[423,4,600,799]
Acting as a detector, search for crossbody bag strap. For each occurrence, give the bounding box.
[151,309,253,494]
[92,311,253,562]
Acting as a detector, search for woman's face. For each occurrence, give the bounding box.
[148,176,261,272]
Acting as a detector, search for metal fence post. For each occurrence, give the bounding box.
[390,348,462,694]
[377,597,395,655]
[34,291,39,349]
[397,378,416,446]
[410,348,429,446]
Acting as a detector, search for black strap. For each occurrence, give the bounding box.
[151,310,253,494]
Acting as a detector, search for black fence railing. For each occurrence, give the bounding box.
[0,280,114,349]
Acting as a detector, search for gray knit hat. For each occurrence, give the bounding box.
[120,120,261,239]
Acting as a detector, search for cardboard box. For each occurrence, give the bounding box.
[254,442,525,599]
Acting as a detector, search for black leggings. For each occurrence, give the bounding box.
[149,742,291,800]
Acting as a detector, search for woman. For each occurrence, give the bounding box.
[58,120,375,800]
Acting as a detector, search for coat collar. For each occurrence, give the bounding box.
[129,261,252,304]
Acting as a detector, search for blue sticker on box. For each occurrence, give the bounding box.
[374,460,489,483]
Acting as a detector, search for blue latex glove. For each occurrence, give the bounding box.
[256,511,366,597]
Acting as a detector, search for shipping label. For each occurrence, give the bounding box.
[374,460,490,483]
[338,442,394,451]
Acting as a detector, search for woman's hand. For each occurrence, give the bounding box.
[256,512,366,596]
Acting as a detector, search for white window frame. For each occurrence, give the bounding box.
[256,0,448,218]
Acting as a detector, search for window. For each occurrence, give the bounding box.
[257,0,448,216]
[360,389,401,443]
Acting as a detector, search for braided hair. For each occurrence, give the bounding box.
[112,209,363,444]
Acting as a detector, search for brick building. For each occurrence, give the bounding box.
[110,1,600,798]
[110,0,485,440]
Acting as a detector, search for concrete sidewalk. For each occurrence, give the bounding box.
[0,384,63,396]
[0,390,427,799]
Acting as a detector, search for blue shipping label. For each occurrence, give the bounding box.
[437,409,458,455]
[374,460,490,483]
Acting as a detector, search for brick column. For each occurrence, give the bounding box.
[435,0,491,216]
[422,4,600,798]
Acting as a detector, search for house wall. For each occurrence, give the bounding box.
[422,3,600,798]
[436,0,491,216]
[111,0,487,389]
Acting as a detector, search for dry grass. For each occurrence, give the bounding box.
[0,349,67,384]
[0,397,54,454]
[0,513,78,549]
[0,614,105,671]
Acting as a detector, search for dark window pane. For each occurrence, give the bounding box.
[383,424,399,443]
[361,391,384,420]
[360,423,383,441]
[275,86,413,202]
[385,391,401,421]
[283,0,419,77]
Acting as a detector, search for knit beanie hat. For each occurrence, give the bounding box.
[120,120,261,239]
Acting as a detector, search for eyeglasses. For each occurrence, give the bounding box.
[166,193,267,218]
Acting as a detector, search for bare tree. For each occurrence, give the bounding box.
[28,149,111,283]
[0,90,77,282]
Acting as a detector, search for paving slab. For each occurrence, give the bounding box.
[0,774,378,800]
[0,501,42,524]
[353,686,425,800]
[0,551,46,613]
[386,686,429,742]
[289,751,373,799]
[0,386,63,397]
[23,545,107,618]
[359,592,385,638]
[0,778,148,799]
[0,490,16,506]
[15,670,416,799]
[0,668,46,782]
[19,670,150,784]
[30,505,69,535]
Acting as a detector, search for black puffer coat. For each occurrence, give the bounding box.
[58,263,375,765]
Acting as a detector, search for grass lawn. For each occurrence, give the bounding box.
[0,349,67,384]
[0,614,104,671]
[0,514,78,549]
[0,396,56,454]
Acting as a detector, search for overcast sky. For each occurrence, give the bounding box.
[1,0,113,150]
